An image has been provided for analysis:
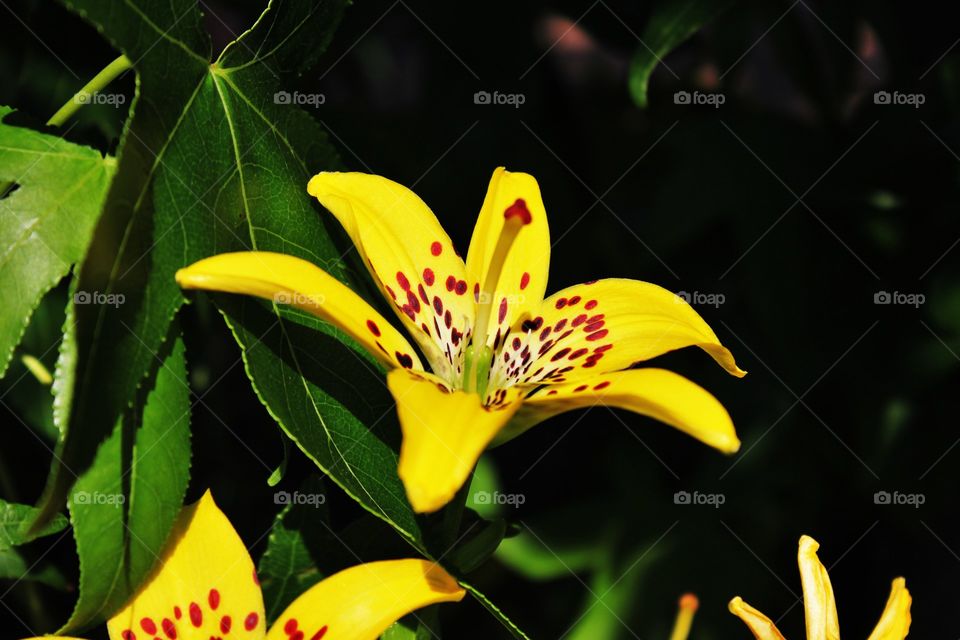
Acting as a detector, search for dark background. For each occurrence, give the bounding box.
[2,0,959,637]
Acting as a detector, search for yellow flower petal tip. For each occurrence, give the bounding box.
[730,535,912,640]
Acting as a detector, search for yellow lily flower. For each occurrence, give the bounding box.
[24,492,464,640]
[176,168,745,513]
[728,535,912,639]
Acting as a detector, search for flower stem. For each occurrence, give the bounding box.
[46,54,131,128]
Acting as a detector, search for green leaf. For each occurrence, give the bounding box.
[258,476,330,623]
[0,500,67,549]
[36,0,346,527]
[60,335,190,632]
[628,0,730,107]
[0,106,114,378]
[221,298,425,548]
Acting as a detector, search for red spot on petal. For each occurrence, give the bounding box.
[512,337,522,350]
[285,619,299,634]
[568,348,589,360]
[594,381,611,390]
[568,296,581,306]
[585,299,598,310]
[140,619,157,635]
[431,241,443,256]
[311,627,329,640]
[385,285,397,300]
[396,272,411,291]
[162,617,178,639]
[587,329,609,341]
[520,272,530,290]
[220,616,232,634]
[366,319,381,336]
[189,603,202,627]
[554,319,567,331]
[433,296,443,315]
[407,290,421,313]
[396,352,414,369]
[555,297,568,309]
[504,198,532,224]
[122,631,136,640]
[422,268,435,286]
[444,310,452,328]
[245,613,260,631]
[445,275,456,291]
[455,280,468,295]
[291,632,305,640]
[498,298,508,323]
[572,314,588,327]
[547,390,558,396]
[574,385,588,392]
[418,284,429,304]
[174,606,182,620]
[473,282,480,301]
[539,327,552,341]
[584,320,605,332]
[208,589,220,610]
[551,348,571,361]
[595,344,613,353]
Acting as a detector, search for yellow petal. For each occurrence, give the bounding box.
[728,597,787,640]
[465,167,550,346]
[264,559,465,640]
[798,535,840,640]
[491,278,744,388]
[107,491,266,640]
[866,578,912,640]
[502,369,739,452]
[176,251,422,371]
[387,369,522,513]
[308,172,474,380]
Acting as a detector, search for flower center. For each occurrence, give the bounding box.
[463,198,531,397]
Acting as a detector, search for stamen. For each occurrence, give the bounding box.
[464,198,531,395]
[669,594,698,640]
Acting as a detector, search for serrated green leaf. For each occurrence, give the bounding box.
[628,0,730,107]
[221,298,426,549]
[61,335,190,632]
[0,500,67,549]
[258,476,330,623]
[36,0,346,528]
[0,106,114,378]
